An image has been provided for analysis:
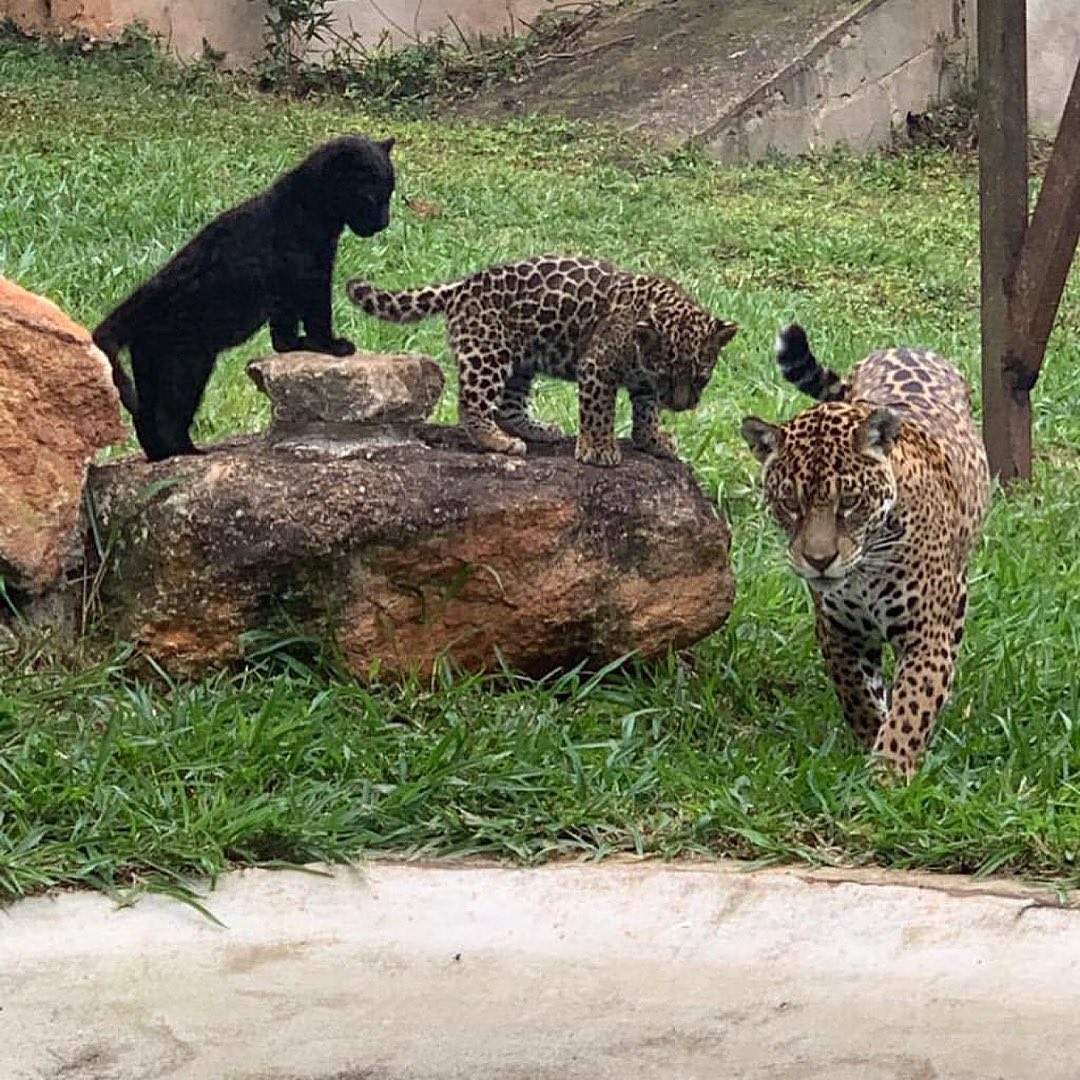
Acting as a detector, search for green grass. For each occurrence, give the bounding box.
[2,37,1080,904]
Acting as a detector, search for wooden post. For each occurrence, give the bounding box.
[977,0,1030,482]
[1009,62,1080,386]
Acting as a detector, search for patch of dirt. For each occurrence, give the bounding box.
[455,0,861,143]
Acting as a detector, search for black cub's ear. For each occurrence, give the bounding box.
[740,417,783,463]
[379,137,396,154]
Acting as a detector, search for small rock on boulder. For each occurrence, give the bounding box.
[247,351,444,445]
[0,278,126,594]
[88,429,734,680]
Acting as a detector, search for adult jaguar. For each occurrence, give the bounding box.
[741,324,990,778]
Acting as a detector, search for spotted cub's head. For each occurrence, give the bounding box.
[638,293,738,411]
[740,401,902,589]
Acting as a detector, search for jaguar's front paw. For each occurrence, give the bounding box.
[575,438,622,467]
[868,749,915,787]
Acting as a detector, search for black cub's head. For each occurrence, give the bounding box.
[307,134,396,237]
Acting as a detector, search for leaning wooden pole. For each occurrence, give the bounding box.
[977,0,1030,482]
[1009,62,1080,392]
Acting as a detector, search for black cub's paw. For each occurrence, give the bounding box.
[271,336,303,354]
[330,337,356,357]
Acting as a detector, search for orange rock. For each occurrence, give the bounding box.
[0,278,126,594]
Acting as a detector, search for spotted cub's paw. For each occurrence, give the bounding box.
[576,438,622,467]
[634,430,679,460]
[498,418,567,444]
[521,421,567,444]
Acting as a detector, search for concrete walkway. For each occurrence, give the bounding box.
[2,860,1077,1079]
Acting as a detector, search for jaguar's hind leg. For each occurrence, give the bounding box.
[452,323,526,456]
[496,370,566,443]
[133,346,214,460]
[129,344,168,461]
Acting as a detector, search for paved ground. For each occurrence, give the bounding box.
[2,860,1077,1079]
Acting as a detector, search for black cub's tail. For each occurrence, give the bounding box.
[775,324,847,402]
[92,307,139,415]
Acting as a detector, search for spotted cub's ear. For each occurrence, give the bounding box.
[712,319,738,349]
[740,416,783,463]
[634,320,662,354]
[856,407,901,459]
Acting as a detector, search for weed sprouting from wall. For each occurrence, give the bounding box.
[247,0,596,107]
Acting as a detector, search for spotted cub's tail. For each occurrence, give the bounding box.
[345,278,460,324]
[775,324,848,402]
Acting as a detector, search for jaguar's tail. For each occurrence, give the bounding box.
[345,278,460,324]
[91,304,139,414]
[775,323,848,402]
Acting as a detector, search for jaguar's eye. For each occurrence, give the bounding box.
[779,492,800,515]
[838,492,860,513]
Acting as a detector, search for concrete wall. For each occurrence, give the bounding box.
[0,0,556,66]
[1025,0,1079,136]
[702,0,1077,162]
[2,0,264,64]
[962,0,1079,138]
[3,0,1075,145]
[702,0,973,163]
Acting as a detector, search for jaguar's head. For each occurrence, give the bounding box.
[638,304,738,412]
[740,401,902,589]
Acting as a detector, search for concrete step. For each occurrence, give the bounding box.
[2,860,1076,1078]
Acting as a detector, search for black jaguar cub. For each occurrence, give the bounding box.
[94,135,396,460]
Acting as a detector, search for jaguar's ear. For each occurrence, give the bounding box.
[740,416,783,463]
[713,319,738,349]
[379,136,396,154]
[635,320,662,354]
[856,407,901,460]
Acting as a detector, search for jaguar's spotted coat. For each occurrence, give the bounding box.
[346,256,737,466]
[741,325,989,778]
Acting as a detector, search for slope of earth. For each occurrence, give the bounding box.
[455,0,859,143]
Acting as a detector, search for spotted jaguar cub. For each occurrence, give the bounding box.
[346,256,737,466]
[741,325,989,778]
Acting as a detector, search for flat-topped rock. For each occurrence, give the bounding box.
[247,351,444,448]
[87,429,734,680]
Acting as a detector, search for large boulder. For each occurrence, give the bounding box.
[0,278,126,594]
[87,353,733,679]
